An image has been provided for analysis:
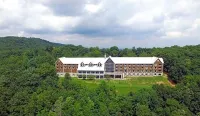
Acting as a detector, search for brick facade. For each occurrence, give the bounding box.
[114,59,163,76]
[56,59,78,73]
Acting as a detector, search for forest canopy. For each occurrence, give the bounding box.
[0,36,200,116]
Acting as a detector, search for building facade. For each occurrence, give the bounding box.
[56,56,164,79]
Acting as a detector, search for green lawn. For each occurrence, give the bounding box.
[70,76,171,95]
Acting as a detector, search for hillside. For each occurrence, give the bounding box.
[0,37,200,115]
[0,36,63,50]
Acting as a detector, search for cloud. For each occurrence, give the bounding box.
[0,0,200,48]
[84,3,102,13]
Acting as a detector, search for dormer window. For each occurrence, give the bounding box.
[81,62,85,67]
[98,62,102,67]
[89,62,93,67]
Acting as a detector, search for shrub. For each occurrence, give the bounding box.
[87,75,96,80]
[105,75,111,81]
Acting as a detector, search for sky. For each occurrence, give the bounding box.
[0,0,200,48]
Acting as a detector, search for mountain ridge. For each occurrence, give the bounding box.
[0,36,63,50]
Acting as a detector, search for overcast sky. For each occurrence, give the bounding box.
[0,0,200,48]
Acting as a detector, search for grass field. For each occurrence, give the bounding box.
[69,76,171,95]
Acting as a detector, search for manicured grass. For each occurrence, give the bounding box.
[70,76,171,95]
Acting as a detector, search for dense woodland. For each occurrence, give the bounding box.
[0,36,200,116]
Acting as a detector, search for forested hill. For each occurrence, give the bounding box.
[1,37,200,115]
[0,36,63,50]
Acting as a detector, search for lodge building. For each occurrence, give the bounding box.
[56,56,164,79]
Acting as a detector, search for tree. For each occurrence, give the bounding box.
[88,47,102,57]
[62,73,72,89]
[62,97,75,115]
[136,104,153,116]
[164,98,192,116]
[118,48,136,57]
[110,46,119,56]
[51,96,63,116]
[64,73,71,80]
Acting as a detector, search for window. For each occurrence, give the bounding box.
[89,62,93,67]
[98,62,102,67]
[81,62,85,67]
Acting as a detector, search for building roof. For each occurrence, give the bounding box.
[59,57,106,71]
[158,58,164,64]
[109,56,164,64]
[59,57,106,64]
